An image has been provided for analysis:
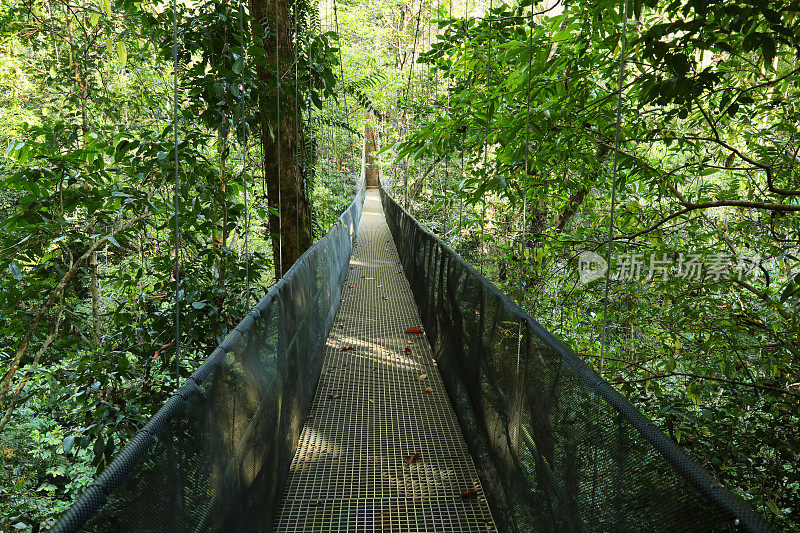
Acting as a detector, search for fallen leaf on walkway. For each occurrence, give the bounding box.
[341,346,353,351]
[460,490,479,499]
[327,368,335,373]
[417,374,428,381]
[368,398,374,404]
[404,453,421,465]
[404,347,412,354]
[407,340,413,344]
[405,327,422,333]
[306,412,315,419]
[328,393,341,400]
[349,285,354,288]
[425,387,433,393]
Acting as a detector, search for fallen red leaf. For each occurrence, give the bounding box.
[404,453,421,465]
[425,387,433,393]
[152,342,175,360]
[405,327,422,333]
[460,490,479,499]
[348,285,354,288]
[341,346,353,352]
[416,374,428,381]
[404,347,412,354]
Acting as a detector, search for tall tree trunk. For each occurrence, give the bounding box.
[364,122,380,187]
[250,0,312,280]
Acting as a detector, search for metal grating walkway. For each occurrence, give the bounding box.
[275,189,497,532]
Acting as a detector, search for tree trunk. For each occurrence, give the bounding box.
[364,123,380,187]
[250,0,312,280]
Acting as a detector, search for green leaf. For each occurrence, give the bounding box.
[107,235,121,248]
[192,301,206,309]
[766,499,780,514]
[9,263,22,280]
[62,435,75,453]
[90,12,100,26]
[117,42,127,67]
[93,434,105,457]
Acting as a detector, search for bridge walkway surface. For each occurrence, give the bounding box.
[274,189,497,532]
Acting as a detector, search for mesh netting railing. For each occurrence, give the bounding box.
[51,182,364,533]
[380,186,772,533]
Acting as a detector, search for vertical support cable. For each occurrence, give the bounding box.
[332,0,351,195]
[294,0,300,251]
[240,0,250,302]
[592,0,629,514]
[276,0,283,277]
[600,0,629,376]
[444,0,451,229]
[520,2,534,303]
[172,0,180,390]
[458,0,468,234]
[480,0,493,277]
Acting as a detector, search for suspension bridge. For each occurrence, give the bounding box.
[46,136,773,532]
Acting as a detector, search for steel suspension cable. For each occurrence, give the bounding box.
[444,0,451,226]
[332,0,351,195]
[294,0,300,253]
[458,0,469,233]
[520,1,535,301]
[480,0,493,276]
[276,0,283,278]
[239,0,250,302]
[172,0,180,390]
[600,0,629,376]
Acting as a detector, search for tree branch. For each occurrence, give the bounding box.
[0,214,144,417]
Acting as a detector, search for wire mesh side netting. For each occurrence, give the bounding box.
[379,186,772,533]
[51,181,365,533]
